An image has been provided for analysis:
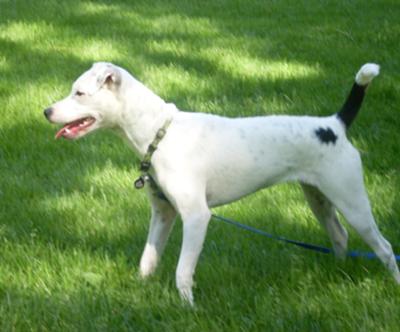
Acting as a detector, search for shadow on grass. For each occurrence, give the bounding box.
[0,78,148,270]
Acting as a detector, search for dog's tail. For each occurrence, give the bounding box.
[337,63,380,129]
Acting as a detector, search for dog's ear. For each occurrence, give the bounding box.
[97,64,122,90]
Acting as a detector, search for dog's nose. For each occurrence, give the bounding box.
[44,107,53,119]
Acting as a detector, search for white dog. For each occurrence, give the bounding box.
[44,62,400,304]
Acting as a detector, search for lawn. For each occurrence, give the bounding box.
[1,0,400,330]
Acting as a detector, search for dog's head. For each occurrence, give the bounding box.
[44,62,123,139]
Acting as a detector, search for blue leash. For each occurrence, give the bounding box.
[212,214,400,261]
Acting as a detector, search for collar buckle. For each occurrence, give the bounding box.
[134,118,172,190]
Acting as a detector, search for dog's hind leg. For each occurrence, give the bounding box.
[340,201,400,283]
[301,183,348,259]
[317,149,400,283]
[139,191,177,278]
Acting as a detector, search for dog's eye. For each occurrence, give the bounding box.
[75,91,85,97]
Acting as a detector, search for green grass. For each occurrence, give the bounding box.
[1,0,400,330]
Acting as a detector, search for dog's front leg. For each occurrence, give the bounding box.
[176,206,211,306]
[139,191,177,278]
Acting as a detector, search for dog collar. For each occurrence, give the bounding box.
[134,118,172,189]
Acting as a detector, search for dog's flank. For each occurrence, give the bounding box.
[44,62,400,305]
[337,63,380,129]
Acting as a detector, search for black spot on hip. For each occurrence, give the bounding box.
[314,127,338,144]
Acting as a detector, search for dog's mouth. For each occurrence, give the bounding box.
[55,117,96,139]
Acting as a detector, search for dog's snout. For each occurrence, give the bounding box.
[44,107,53,119]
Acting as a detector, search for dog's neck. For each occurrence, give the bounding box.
[117,79,178,157]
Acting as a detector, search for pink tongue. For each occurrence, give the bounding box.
[55,123,80,139]
[55,127,67,139]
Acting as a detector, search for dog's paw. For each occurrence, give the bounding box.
[179,286,194,306]
[139,257,158,278]
[139,266,155,279]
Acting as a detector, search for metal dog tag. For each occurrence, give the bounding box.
[134,177,145,189]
